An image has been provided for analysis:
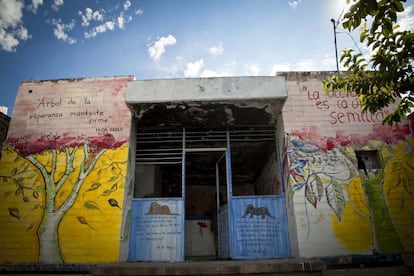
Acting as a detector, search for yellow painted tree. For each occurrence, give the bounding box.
[0,133,127,263]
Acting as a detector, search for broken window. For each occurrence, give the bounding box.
[133,128,281,198]
[230,129,281,196]
[355,150,380,176]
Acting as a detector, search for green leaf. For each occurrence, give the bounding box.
[325,180,345,222]
[1,191,13,202]
[27,173,37,179]
[82,182,101,198]
[83,200,103,214]
[35,185,45,194]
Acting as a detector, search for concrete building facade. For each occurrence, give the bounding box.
[0,73,412,266]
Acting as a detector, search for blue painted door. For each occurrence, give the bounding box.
[129,198,184,262]
[229,196,290,259]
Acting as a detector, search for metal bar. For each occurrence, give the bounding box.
[137,139,183,143]
[136,161,182,165]
[185,147,227,152]
[229,138,274,142]
[136,156,182,161]
[136,152,183,156]
[137,148,182,152]
[181,127,186,260]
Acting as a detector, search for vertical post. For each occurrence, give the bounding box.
[274,127,284,194]
[181,128,186,260]
[331,18,340,73]
[226,130,233,258]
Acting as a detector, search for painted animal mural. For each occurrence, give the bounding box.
[286,124,414,255]
[242,204,274,219]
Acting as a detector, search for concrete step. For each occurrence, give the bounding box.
[91,259,326,276]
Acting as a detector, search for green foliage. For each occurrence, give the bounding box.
[323,0,413,125]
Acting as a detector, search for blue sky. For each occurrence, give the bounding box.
[1,0,413,116]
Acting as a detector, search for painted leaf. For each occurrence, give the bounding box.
[84,200,103,214]
[305,184,318,208]
[77,216,96,230]
[98,190,112,198]
[325,180,345,222]
[108,198,121,209]
[10,168,17,176]
[27,173,37,179]
[8,207,20,220]
[23,196,29,202]
[35,185,45,193]
[110,183,118,192]
[32,191,39,199]
[26,223,35,232]
[108,176,118,182]
[314,175,323,200]
[1,191,13,202]
[83,182,101,198]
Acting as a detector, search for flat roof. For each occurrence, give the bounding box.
[126,76,287,104]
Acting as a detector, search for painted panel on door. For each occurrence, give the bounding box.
[129,198,183,261]
[230,196,290,259]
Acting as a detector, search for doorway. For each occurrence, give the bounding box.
[184,149,228,259]
[129,128,290,261]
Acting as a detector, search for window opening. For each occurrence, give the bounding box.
[134,130,183,198]
[230,129,281,196]
[133,127,281,198]
[355,150,380,177]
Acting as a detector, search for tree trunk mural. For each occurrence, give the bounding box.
[1,133,126,263]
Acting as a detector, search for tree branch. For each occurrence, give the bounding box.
[26,151,56,211]
[51,149,57,181]
[56,146,106,215]
[56,147,77,191]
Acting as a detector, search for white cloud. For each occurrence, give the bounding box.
[124,0,131,11]
[398,5,414,31]
[28,0,43,14]
[0,0,30,51]
[244,64,260,76]
[52,0,64,11]
[271,63,291,74]
[52,18,76,44]
[117,12,132,29]
[209,45,224,56]
[84,20,116,39]
[79,7,104,27]
[288,0,301,9]
[184,59,204,77]
[79,5,136,39]
[135,8,144,15]
[200,69,232,78]
[148,34,177,62]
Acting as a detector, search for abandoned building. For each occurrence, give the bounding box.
[0,72,412,265]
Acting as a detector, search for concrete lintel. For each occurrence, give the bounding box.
[126,76,287,104]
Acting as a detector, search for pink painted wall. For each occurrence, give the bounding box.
[8,77,133,145]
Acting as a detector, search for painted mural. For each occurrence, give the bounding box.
[0,77,133,264]
[286,123,414,256]
[280,74,414,257]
